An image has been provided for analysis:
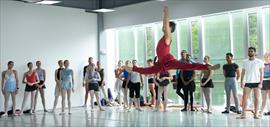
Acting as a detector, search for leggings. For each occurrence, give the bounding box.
[133,59,208,74]
[183,86,194,109]
[129,82,140,98]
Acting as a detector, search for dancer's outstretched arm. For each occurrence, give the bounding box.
[163,6,171,46]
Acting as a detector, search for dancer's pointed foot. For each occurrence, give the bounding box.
[209,64,220,70]
[122,65,133,73]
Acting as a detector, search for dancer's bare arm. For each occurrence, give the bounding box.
[163,6,171,45]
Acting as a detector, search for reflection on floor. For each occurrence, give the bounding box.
[0,106,269,127]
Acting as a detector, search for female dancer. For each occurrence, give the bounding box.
[155,71,172,112]
[51,60,64,113]
[21,62,40,115]
[1,61,19,116]
[114,60,123,105]
[261,53,270,115]
[96,61,110,104]
[127,60,144,111]
[34,61,47,112]
[122,60,130,108]
[124,6,219,74]
[200,56,214,113]
[60,60,74,115]
[147,59,156,106]
[83,57,93,107]
[85,63,105,111]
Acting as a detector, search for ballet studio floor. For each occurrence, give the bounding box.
[0,106,270,127]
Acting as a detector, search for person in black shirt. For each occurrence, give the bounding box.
[222,53,241,114]
[181,54,196,111]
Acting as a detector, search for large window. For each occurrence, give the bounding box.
[191,21,200,59]
[114,6,269,106]
[264,8,270,53]
[203,14,230,105]
[232,12,245,59]
[248,13,259,50]
[146,27,154,60]
[204,14,230,59]
[178,20,190,53]
[136,28,146,66]
[118,28,135,61]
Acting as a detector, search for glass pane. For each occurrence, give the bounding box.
[232,12,245,59]
[178,20,190,54]
[204,14,230,59]
[264,8,270,53]
[146,27,154,60]
[248,13,259,50]
[191,21,200,59]
[136,28,146,66]
[118,28,135,61]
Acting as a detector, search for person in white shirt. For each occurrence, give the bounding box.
[238,47,264,119]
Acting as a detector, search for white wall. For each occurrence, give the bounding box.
[104,0,270,29]
[0,0,98,111]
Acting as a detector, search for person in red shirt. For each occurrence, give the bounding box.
[124,6,220,74]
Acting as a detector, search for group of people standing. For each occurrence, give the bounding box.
[1,57,109,117]
[113,46,270,120]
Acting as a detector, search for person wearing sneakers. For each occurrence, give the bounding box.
[238,47,264,119]
[1,61,19,117]
[222,53,241,114]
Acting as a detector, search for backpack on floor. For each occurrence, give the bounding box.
[100,98,107,106]
[107,88,113,101]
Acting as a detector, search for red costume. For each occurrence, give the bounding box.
[133,36,208,74]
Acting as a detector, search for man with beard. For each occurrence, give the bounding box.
[237,47,264,119]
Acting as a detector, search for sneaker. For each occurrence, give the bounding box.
[236,111,241,114]
[191,109,195,112]
[222,110,229,114]
[181,108,187,112]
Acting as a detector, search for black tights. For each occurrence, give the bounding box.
[183,87,194,109]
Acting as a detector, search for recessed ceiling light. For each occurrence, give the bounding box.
[92,8,115,13]
[36,0,61,5]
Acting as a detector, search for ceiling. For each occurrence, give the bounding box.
[16,0,152,12]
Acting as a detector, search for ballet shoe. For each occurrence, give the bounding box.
[209,64,220,70]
